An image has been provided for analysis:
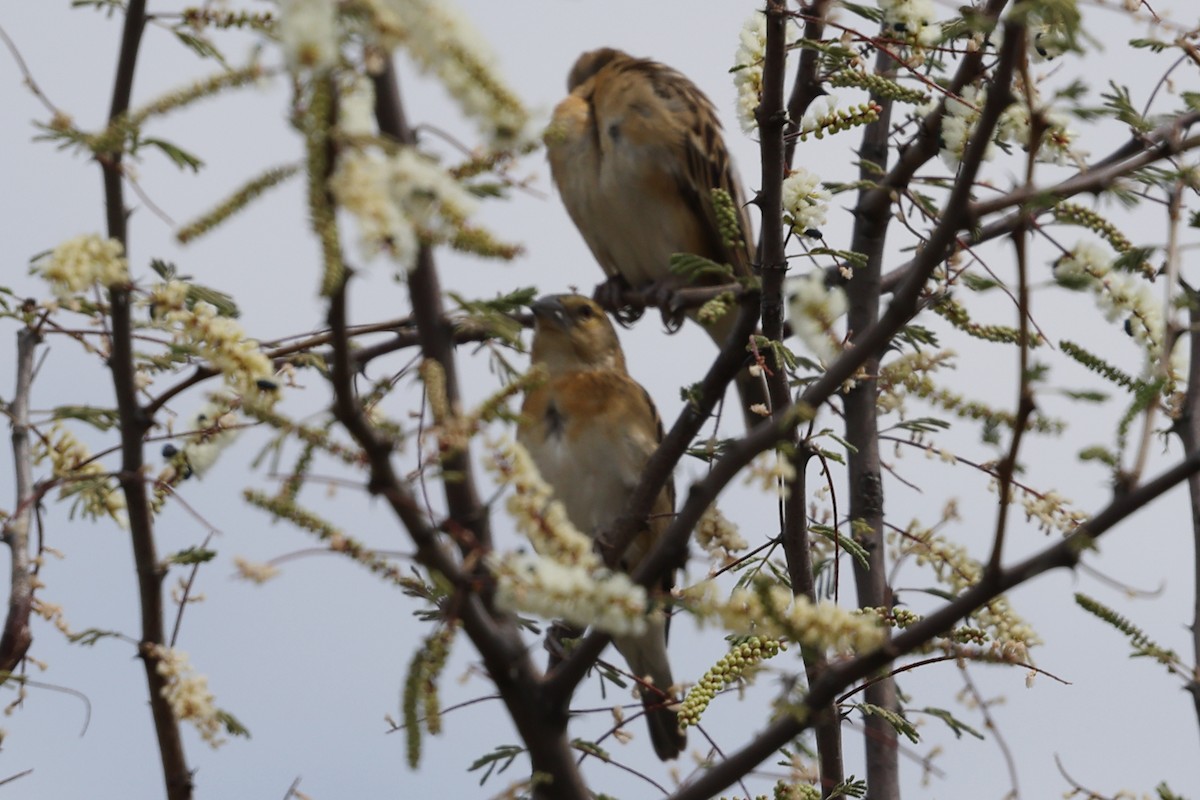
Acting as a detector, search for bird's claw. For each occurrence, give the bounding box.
[594,275,643,327]
[651,283,686,334]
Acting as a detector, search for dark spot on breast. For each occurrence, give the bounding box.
[607,121,621,141]
[545,401,566,439]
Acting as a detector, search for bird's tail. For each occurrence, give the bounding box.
[614,615,686,761]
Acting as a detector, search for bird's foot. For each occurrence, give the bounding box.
[650,282,686,333]
[593,275,643,327]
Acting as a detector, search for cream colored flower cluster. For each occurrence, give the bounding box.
[35,234,129,301]
[175,396,242,479]
[33,598,75,638]
[277,0,530,147]
[1054,240,1170,373]
[486,437,652,635]
[781,168,832,237]
[233,556,280,584]
[329,145,478,273]
[877,349,956,415]
[1013,487,1087,536]
[695,505,749,565]
[35,423,126,526]
[878,0,941,46]
[151,645,225,747]
[731,10,799,133]
[894,523,1041,657]
[996,82,1084,167]
[746,451,800,496]
[744,451,799,498]
[365,0,531,149]
[936,85,993,168]
[931,80,1082,169]
[277,0,338,71]
[787,271,847,364]
[683,581,885,655]
[487,436,597,568]
[147,281,276,400]
[489,552,649,637]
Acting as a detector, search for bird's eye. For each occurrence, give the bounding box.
[576,304,595,319]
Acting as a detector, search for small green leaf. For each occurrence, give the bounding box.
[570,739,610,760]
[467,744,525,786]
[217,709,251,738]
[68,628,123,647]
[920,706,984,740]
[50,405,120,431]
[885,417,951,435]
[172,29,224,62]
[167,547,217,565]
[855,702,919,743]
[142,138,205,172]
[810,524,870,571]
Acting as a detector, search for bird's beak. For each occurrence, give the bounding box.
[530,296,568,331]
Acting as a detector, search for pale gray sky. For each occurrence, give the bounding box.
[2,1,1199,798]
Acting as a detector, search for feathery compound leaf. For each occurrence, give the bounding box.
[810,524,870,571]
[1075,593,1183,674]
[142,138,205,172]
[50,405,120,431]
[919,706,985,740]
[216,709,251,739]
[1059,340,1141,392]
[467,744,526,786]
[854,703,919,743]
[450,288,536,346]
[166,547,217,565]
[827,776,868,798]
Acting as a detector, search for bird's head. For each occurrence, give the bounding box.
[529,294,626,375]
[566,48,628,91]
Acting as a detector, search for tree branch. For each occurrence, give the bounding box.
[101,2,192,797]
[1173,259,1200,736]
[784,0,836,169]
[668,445,1200,800]
[0,328,40,676]
[349,60,588,797]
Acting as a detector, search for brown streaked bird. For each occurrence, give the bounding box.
[517,293,686,761]
[546,48,765,427]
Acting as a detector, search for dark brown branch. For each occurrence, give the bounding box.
[772,0,846,792]
[846,0,1013,237]
[874,115,1200,295]
[101,2,192,798]
[583,23,1026,798]
[785,444,845,794]
[0,328,40,675]
[355,60,588,797]
[784,0,836,169]
[988,51,1038,577]
[371,62,492,553]
[668,445,1200,800]
[757,0,791,349]
[1173,278,1200,732]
